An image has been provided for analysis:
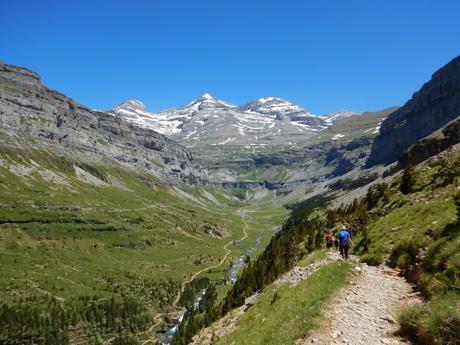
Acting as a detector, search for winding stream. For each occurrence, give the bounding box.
[162,235,262,344]
[161,289,206,345]
[228,236,262,284]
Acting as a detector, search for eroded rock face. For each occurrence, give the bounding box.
[397,118,460,168]
[0,62,199,182]
[367,56,460,167]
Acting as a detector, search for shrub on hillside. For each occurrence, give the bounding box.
[398,293,460,345]
[360,252,383,266]
[388,239,420,269]
[400,165,415,194]
[77,162,108,182]
[113,335,140,345]
[431,151,460,187]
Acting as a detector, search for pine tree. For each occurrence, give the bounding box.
[400,165,415,194]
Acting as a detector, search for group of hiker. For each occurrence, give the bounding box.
[325,225,352,259]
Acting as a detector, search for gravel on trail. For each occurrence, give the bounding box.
[300,253,421,345]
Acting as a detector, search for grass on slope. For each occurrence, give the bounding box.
[398,291,459,345]
[358,150,458,274]
[216,261,352,345]
[360,192,456,266]
[298,249,328,267]
[0,153,235,299]
[236,165,291,183]
[0,146,286,343]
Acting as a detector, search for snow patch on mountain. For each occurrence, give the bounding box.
[332,134,345,140]
[324,110,359,124]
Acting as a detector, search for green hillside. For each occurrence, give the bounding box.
[0,145,286,344]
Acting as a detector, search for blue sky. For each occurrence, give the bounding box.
[1,0,459,114]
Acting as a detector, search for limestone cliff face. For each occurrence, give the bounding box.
[367,56,460,167]
[0,62,200,183]
[397,118,460,168]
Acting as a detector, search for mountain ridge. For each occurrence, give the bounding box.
[0,61,199,184]
[110,95,358,150]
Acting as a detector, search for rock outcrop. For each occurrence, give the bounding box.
[0,62,199,182]
[367,55,460,167]
[397,117,460,168]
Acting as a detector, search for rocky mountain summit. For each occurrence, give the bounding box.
[111,94,358,150]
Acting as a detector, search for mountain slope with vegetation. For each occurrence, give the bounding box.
[193,145,459,345]
[0,144,286,344]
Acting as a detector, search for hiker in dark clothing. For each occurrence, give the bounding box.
[325,231,334,252]
[337,225,352,259]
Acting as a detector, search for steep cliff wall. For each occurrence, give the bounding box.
[397,118,460,168]
[367,56,460,167]
[0,62,200,182]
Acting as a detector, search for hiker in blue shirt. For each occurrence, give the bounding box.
[337,225,352,259]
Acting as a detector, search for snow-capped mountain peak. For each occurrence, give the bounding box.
[198,93,214,100]
[114,99,147,112]
[324,110,359,124]
[186,93,237,110]
[111,94,356,149]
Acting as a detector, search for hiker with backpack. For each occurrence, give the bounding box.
[337,225,352,259]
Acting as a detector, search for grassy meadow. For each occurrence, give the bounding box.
[0,145,287,343]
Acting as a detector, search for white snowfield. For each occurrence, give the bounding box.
[110,94,358,148]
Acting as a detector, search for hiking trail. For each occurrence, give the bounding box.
[299,252,421,345]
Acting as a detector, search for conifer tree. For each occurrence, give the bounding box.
[400,165,415,194]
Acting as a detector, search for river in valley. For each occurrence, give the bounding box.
[228,236,262,284]
[161,289,206,345]
[161,235,263,344]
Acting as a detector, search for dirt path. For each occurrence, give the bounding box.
[186,214,249,283]
[172,209,249,306]
[301,253,420,345]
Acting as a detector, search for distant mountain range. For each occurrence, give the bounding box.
[110,94,358,149]
[1,56,458,190]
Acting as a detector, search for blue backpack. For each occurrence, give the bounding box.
[338,230,350,246]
